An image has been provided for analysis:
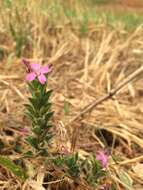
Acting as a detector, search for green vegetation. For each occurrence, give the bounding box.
[0,156,27,181]
[0,0,142,58]
[0,1,143,190]
[85,0,114,5]
[0,0,143,29]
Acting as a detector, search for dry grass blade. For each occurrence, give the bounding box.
[68,64,143,126]
[1,1,143,189]
[0,79,25,100]
[118,155,143,166]
[0,75,20,79]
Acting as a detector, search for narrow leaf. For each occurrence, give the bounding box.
[45,111,54,121]
[0,156,28,181]
[64,101,70,115]
[26,136,38,149]
[118,169,133,190]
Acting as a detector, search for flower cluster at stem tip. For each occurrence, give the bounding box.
[22,58,51,84]
[96,151,108,168]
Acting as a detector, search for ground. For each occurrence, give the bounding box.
[0,0,143,190]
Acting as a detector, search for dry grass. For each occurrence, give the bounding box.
[0,0,143,189]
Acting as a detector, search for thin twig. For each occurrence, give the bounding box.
[69,65,143,151]
[68,65,143,126]
[43,178,65,185]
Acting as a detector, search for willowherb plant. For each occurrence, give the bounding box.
[22,58,113,189]
[22,58,53,156]
[52,152,109,188]
[82,154,107,187]
[53,152,81,178]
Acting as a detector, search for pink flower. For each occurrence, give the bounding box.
[96,151,108,168]
[22,58,51,84]
[19,128,29,136]
[100,184,109,190]
[59,145,70,155]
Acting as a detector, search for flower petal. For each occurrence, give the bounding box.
[96,151,108,168]
[26,72,36,81]
[30,63,41,72]
[40,65,50,74]
[19,128,29,136]
[38,74,46,84]
[22,58,31,72]
[22,58,30,65]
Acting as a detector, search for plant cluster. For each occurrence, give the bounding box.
[0,58,114,190]
[22,59,53,156]
[21,58,113,189]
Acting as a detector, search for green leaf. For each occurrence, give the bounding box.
[45,111,54,121]
[64,101,70,115]
[24,104,37,117]
[65,156,73,166]
[3,0,12,8]
[28,81,40,94]
[31,80,41,89]
[39,149,48,156]
[0,156,28,181]
[9,23,17,41]
[46,90,53,99]
[26,136,38,149]
[32,126,42,135]
[15,35,25,57]
[52,156,65,167]
[0,139,4,150]
[80,158,88,168]
[40,103,52,115]
[39,90,53,106]
[23,151,33,158]
[74,153,79,163]
[28,98,39,110]
[28,82,35,91]
[33,117,44,126]
[45,133,54,143]
[91,156,101,175]
[118,170,133,190]
[0,48,4,60]
[46,124,53,129]
[25,111,35,120]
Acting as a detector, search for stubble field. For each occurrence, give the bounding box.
[0,1,143,190]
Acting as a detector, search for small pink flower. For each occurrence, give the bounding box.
[100,184,109,190]
[96,151,108,168]
[59,145,70,155]
[22,59,51,84]
[19,128,29,136]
